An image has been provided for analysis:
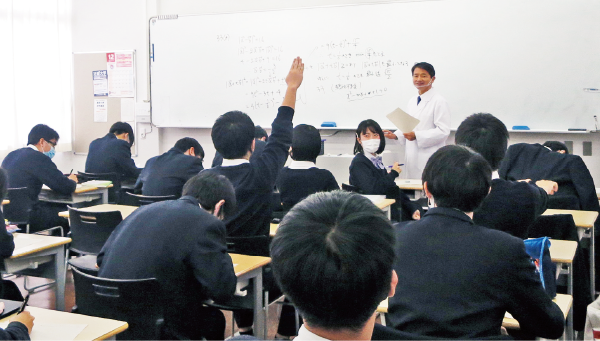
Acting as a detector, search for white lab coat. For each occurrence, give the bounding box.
[394,87,451,178]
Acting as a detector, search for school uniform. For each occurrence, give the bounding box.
[134,148,204,197]
[203,106,292,237]
[97,196,236,340]
[276,161,339,210]
[349,152,420,220]
[211,139,266,168]
[388,207,564,339]
[474,175,548,239]
[0,210,23,302]
[85,133,140,180]
[1,146,76,232]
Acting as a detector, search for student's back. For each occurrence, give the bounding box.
[85,122,140,180]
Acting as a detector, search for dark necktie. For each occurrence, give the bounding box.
[417,96,421,105]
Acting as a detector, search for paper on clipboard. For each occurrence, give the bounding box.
[386,108,420,133]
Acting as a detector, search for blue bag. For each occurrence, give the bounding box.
[523,237,556,298]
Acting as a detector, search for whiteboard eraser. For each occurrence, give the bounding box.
[512,126,530,130]
[321,122,337,127]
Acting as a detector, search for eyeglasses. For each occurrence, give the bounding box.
[45,140,56,147]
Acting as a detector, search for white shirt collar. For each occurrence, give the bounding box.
[289,161,317,170]
[221,159,250,167]
[27,144,39,151]
[492,170,500,180]
[418,87,437,101]
[295,325,330,341]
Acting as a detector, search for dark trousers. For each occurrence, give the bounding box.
[165,305,226,340]
[29,202,69,234]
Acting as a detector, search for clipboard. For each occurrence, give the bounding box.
[0,299,24,319]
[386,108,420,133]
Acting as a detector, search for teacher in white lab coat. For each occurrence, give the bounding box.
[384,62,451,179]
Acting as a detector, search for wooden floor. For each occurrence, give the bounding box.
[10,271,288,339]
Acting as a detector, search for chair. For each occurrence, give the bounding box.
[77,172,121,204]
[120,192,177,207]
[3,188,33,233]
[341,183,361,193]
[66,207,123,271]
[70,265,165,340]
[226,236,270,257]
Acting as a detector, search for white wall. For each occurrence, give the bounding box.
[59,0,600,187]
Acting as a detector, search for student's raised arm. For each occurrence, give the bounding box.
[282,57,304,109]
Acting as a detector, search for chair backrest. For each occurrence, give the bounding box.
[68,207,123,255]
[77,172,121,204]
[4,188,33,225]
[121,192,177,207]
[227,236,270,257]
[71,266,163,340]
[341,183,361,193]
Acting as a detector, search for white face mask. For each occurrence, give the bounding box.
[415,79,433,89]
[361,139,380,154]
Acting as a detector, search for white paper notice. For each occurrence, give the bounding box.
[120,98,135,122]
[94,99,108,122]
[386,107,420,133]
[92,70,108,96]
[0,322,87,340]
[107,52,135,98]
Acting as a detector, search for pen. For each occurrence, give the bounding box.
[69,169,73,175]
[17,294,29,314]
[388,164,405,167]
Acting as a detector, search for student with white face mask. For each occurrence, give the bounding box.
[349,119,421,221]
[384,62,451,179]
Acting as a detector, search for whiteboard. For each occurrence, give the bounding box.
[149,0,600,130]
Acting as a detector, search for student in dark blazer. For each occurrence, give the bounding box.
[85,122,140,181]
[276,124,339,211]
[97,172,237,340]
[211,126,268,167]
[388,145,564,339]
[1,124,77,233]
[134,137,204,197]
[455,113,557,239]
[349,119,420,221]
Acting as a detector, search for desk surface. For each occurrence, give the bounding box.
[549,239,577,264]
[11,233,71,258]
[230,253,271,277]
[0,306,128,340]
[395,179,423,191]
[543,209,599,228]
[1,200,8,205]
[42,184,111,195]
[58,204,138,219]
[377,293,572,329]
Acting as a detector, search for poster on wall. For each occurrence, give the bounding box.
[92,70,108,96]
[94,99,108,122]
[107,52,134,97]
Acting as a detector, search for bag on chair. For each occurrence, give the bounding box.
[523,237,557,298]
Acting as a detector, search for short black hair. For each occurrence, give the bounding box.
[182,172,236,219]
[254,126,268,141]
[271,190,394,331]
[109,122,135,146]
[543,141,569,154]
[353,119,385,155]
[27,124,59,145]
[0,168,7,201]
[173,137,204,158]
[455,113,509,170]
[422,145,491,212]
[411,62,435,77]
[291,124,321,163]
[212,111,255,159]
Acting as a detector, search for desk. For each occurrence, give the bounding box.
[395,178,423,199]
[2,234,71,311]
[58,204,138,219]
[543,208,599,297]
[229,254,271,340]
[0,306,128,340]
[377,294,573,339]
[39,184,110,205]
[2,200,9,205]
[548,239,577,339]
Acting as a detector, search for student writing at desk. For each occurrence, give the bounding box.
[1,124,77,233]
[203,57,304,338]
[388,145,564,339]
[134,137,204,197]
[85,122,140,182]
[97,172,237,340]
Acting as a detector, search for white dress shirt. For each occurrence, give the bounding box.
[394,87,451,178]
[221,159,250,167]
[288,160,317,170]
[294,325,330,341]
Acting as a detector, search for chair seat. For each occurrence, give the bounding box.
[68,256,99,275]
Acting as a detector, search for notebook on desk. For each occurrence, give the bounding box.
[0,300,23,319]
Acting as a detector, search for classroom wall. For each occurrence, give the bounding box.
[54,0,600,187]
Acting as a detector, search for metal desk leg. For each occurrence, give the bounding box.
[253,271,265,340]
[567,263,573,340]
[592,226,596,298]
[54,246,66,311]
